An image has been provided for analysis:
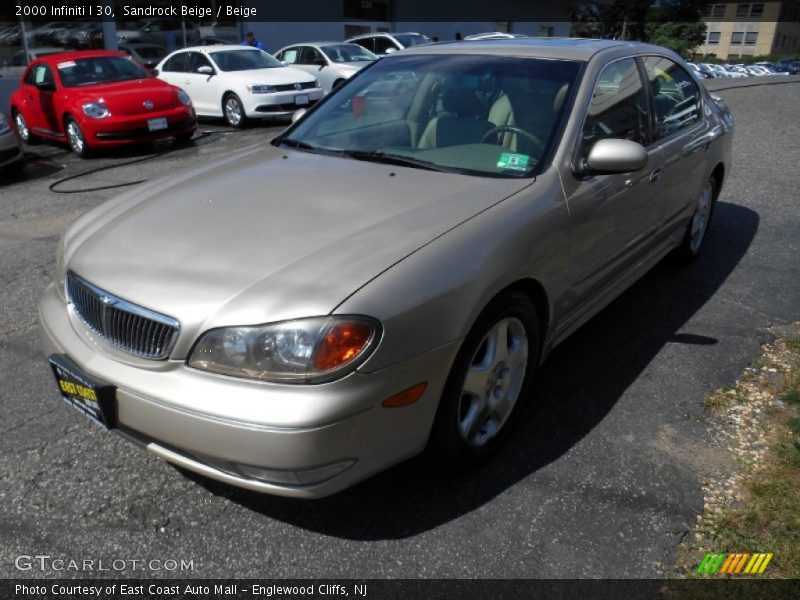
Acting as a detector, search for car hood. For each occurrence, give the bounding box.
[64,144,532,357]
[222,66,316,84]
[76,78,179,114]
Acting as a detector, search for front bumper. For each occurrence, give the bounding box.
[82,106,197,147]
[242,88,324,118]
[39,283,457,498]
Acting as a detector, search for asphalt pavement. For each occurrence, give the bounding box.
[1,80,799,579]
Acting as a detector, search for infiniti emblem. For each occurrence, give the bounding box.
[143,100,154,110]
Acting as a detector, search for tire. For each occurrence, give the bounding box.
[428,292,540,468]
[672,175,717,263]
[222,93,247,128]
[13,110,38,144]
[64,117,91,158]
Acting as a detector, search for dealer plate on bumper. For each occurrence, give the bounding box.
[49,354,117,430]
[294,94,309,106]
[147,117,168,132]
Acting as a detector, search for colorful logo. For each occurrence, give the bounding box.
[696,552,773,575]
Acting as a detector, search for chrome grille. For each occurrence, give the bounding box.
[66,272,180,360]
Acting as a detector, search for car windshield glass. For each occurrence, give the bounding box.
[57,56,149,87]
[321,44,376,63]
[209,49,283,71]
[394,34,430,47]
[278,54,581,178]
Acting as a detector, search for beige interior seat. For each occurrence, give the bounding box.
[488,81,569,153]
[418,78,493,149]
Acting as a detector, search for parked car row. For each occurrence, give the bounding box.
[687,60,796,79]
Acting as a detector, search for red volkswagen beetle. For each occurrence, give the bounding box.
[10,50,196,157]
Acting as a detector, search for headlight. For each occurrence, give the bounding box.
[82,102,110,119]
[177,89,192,106]
[313,79,320,88]
[246,84,277,94]
[188,316,380,383]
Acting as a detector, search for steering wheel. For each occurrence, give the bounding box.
[481,125,544,154]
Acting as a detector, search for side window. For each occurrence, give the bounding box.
[352,38,374,53]
[643,56,702,140]
[580,58,649,159]
[278,48,298,63]
[299,47,324,65]
[27,64,55,87]
[186,52,212,73]
[163,53,188,72]
[373,37,396,54]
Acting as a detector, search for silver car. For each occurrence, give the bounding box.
[0,112,24,175]
[40,39,733,498]
[274,42,378,93]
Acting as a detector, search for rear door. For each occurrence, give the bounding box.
[641,55,710,237]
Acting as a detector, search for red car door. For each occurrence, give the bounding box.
[20,63,60,137]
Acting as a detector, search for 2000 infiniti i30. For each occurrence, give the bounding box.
[40,39,733,498]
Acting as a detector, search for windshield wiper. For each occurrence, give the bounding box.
[339,150,454,173]
[276,138,319,151]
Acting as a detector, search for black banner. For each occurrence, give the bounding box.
[4,579,800,600]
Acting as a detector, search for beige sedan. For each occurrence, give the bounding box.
[40,39,733,498]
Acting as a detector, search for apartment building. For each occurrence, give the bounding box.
[698,1,800,58]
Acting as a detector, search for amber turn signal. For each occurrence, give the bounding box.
[381,382,428,408]
[313,321,374,371]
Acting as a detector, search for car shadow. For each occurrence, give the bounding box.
[183,200,759,540]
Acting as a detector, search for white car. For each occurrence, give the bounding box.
[155,45,324,127]
[274,42,377,93]
[345,32,431,56]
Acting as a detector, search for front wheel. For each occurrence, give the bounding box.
[65,117,90,157]
[223,94,247,128]
[673,176,717,263]
[428,292,540,467]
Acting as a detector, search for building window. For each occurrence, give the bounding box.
[708,31,721,44]
[713,4,726,17]
[538,26,554,37]
[745,32,758,45]
[736,3,750,17]
[731,31,744,44]
[750,3,764,18]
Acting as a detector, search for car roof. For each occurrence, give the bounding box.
[348,32,423,40]
[33,50,127,64]
[400,37,668,61]
[173,44,254,54]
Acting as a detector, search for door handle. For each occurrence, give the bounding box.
[649,168,662,185]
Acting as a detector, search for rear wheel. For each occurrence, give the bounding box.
[64,117,91,157]
[428,292,540,467]
[673,176,717,262]
[174,131,195,145]
[13,110,37,144]
[223,93,247,128]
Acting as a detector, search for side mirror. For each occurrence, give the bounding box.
[281,61,289,67]
[197,65,214,75]
[291,108,307,123]
[152,68,160,76]
[385,47,397,54]
[582,139,648,175]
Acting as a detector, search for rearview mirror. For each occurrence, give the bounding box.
[582,139,648,174]
[291,108,307,123]
[197,65,213,75]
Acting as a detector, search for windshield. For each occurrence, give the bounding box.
[394,34,431,48]
[321,44,376,63]
[277,54,581,178]
[57,56,149,87]
[209,49,283,71]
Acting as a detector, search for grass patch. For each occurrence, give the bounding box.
[680,326,800,579]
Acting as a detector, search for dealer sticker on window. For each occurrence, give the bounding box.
[496,152,530,171]
[57,61,76,70]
